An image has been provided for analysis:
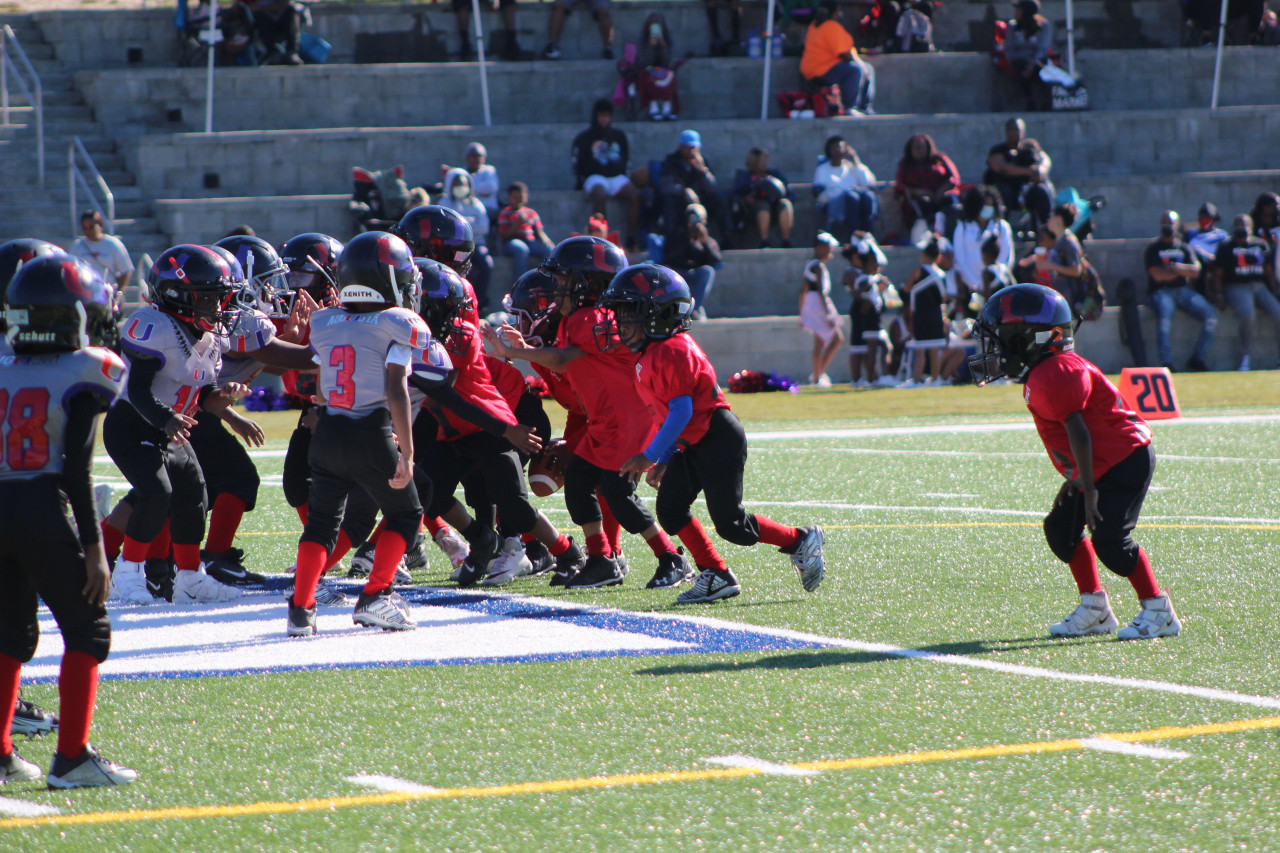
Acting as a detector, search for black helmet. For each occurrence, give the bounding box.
[597,263,693,352]
[335,231,421,314]
[215,234,290,317]
[544,236,627,309]
[5,253,121,354]
[148,244,240,333]
[0,238,61,334]
[502,267,558,347]
[968,283,1076,385]
[393,205,475,277]
[415,257,470,350]
[280,232,344,307]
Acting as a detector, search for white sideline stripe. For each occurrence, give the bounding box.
[703,755,819,777]
[821,448,1278,465]
[345,774,439,794]
[1077,738,1192,760]
[0,797,60,818]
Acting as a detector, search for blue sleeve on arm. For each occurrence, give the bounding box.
[644,395,693,464]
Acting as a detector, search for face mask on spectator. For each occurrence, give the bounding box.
[452,185,469,200]
[1234,227,1249,240]
[1160,224,1176,238]
[980,205,995,220]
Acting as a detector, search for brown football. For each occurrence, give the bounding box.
[528,438,568,497]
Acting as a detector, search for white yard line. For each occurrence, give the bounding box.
[703,755,819,777]
[344,774,439,794]
[1077,739,1192,760]
[0,797,60,818]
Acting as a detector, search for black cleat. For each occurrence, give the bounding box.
[524,538,555,576]
[646,549,694,589]
[203,552,265,585]
[286,597,317,637]
[567,554,624,588]
[11,697,57,738]
[403,533,429,570]
[550,538,586,586]
[143,558,174,602]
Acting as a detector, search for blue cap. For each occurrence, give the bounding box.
[678,130,701,149]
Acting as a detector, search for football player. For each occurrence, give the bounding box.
[601,263,827,604]
[483,236,691,590]
[105,245,247,605]
[0,254,137,788]
[287,232,431,636]
[0,238,61,358]
[969,283,1180,639]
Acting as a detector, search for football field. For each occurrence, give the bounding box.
[5,374,1280,852]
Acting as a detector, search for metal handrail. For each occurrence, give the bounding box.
[0,24,45,186]
[69,137,114,238]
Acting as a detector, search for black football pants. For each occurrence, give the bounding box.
[1043,443,1154,577]
[656,408,763,547]
[103,402,207,546]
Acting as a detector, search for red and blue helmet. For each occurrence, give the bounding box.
[968,283,1076,384]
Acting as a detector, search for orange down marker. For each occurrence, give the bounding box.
[1118,367,1181,420]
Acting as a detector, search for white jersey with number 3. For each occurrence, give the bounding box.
[308,306,431,418]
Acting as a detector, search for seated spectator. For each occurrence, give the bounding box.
[69,209,134,288]
[542,0,615,59]
[800,232,845,386]
[407,187,432,209]
[1145,210,1215,373]
[463,143,501,226]
[1015,225,1055,286]
[952,186,1014,305]
[454,0,529,61]
[659,129,726,241]
[571,99,640,250]
[1261,8,1280,45]
[1212,213,1278,371]
[705,0,743,55]
[983,118,1055,236]
[732,147,793,249]
[800,0,876,116]
[1184,201,1230,290]
[888,0,935,53]
[636,13,688,121]
[1002,0,1053,111]
[1250,191,1280,245]
[240,0,303,65]
[498,182,555,273]
[663,203,721,320]
[813,135,881,241]
[1038,202,1085,308]
[895,133,961,239]
[441,168,495,313]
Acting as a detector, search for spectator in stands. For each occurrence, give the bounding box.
[1184,201,1230,290]
[1249,192,1280,245]
[542,0,615,59]
[441,168,495,312]
[813,135,881,241]
[572,100,640,251]
[407,187,431,209]
[1261,8,1280,45]
[894,133,961,238]
[1145,210,1215,373]
[732,148,794,249]
[981,234,1018,295]
[800,232,845,386]
[454,0,529,61]
[800,0,876,116]
[460,143,501,225]
[1003,0,1053,110]
[983,118,1055,236]
[221,224,256,238]
[663,203,721,320]
[1039,203,1085,306]
[636,13,688,122]
[1015,225,1055,286]
[952,186,1014,304]
[240,0,303,65]
[498,182,556,273]
[705,0,743,55]
[1213,213,1278,371]
[68,210,133,289]
[660,129,726,241]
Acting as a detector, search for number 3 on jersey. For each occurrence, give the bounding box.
[0,387,51,471]
[329,345,356,409]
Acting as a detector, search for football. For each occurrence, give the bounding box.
[528,438,568,497]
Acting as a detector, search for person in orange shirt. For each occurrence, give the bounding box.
[799,0,875,115]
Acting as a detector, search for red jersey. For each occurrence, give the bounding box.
[484,354,526,411]
[531,362,588,451]
[556,307,653,470]
[431,322,514,441]
[1023,351,1152,481]
[634,332,729,448]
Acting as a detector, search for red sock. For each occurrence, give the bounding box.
[599,498,622,554]
[424,516,445,536]
[0,654,19,757]
[146,522,171,561]
[585,531,613,558]
[1068,539,1102,595]
[56,650,97,761]
[101,522,125,562]
[1127,547,1161,600]
[676,518,726,571]
[295,504,309,525]
[645,529,677,558]
[547,534,571,557]
[121,535,150,564]
[753,515,801,549]
[173,542,201,572]
[521,532,535,543]
[293,541,329,609]
[205,493,247,555]
[367,518,385,546]
[323,529,354,573]
[365,531,407,596]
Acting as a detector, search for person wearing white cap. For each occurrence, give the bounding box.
[464,143,501,223]
[799,232,845,386]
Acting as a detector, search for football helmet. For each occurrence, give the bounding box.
[543,236,627,310]
[335,231,421,314]
[215,235,290,317]
[280,232,343,307]
[393,206,475,277]
[597,263,693,352]
[5,254,121,353]
[148,244,240,333]
[968,283,1077,385]
[415,257,470,349]
[503,267,558,347]
[0,238,61,334]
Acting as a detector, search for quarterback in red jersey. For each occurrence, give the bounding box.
[600,263,828,604]
[969,283,1180,639]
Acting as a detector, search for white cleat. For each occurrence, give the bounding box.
[352,590,417,631]
[110,560,161,605]
[1117,591,1182,640]
[93,483,113,521]
[1050,590,1119,637]
[434,527,470,569]
[483,537,532,586]
[173,566,242,603]
[787,526,826,592]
